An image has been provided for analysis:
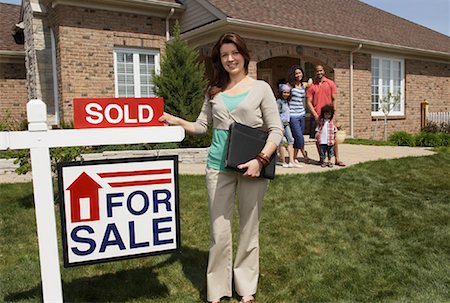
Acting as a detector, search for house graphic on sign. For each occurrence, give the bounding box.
[66,172,102,223]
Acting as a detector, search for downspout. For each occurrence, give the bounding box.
[165,8,174,41]
[50,28,59,126]
[350,43,362,138]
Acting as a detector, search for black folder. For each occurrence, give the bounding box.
[225,122,276,179]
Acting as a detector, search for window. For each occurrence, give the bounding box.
[371,56,404,116]
[114,48,160,97]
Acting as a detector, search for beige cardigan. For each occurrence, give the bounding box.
[192,80,283,145]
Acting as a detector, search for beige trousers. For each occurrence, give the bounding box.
[205,167,269,302]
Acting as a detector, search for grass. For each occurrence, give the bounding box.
[1,149,449,302]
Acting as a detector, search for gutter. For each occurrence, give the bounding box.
[51,0,184,18]
[50,29,59,126]
[165,8,174,41]
[0,50,25,57]
[350,44,362,138]
[182,18,450,61]
[228,19,450,59]
[0,50,25,63]
[52,0,183,10]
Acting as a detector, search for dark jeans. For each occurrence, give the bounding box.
[319,144,335,160]
[289,115,305,149]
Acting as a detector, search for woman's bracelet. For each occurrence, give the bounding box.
[256,152,270,167]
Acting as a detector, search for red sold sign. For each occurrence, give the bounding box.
[73,98,164,129]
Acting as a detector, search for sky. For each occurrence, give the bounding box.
[360,0,450,36]
[1,0,449,36]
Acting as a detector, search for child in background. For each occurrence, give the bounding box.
[315,105,337,167]
[277,84,301,168]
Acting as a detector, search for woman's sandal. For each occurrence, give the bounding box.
[303,151,310,164]
[335,161,346,167]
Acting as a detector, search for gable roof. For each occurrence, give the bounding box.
[184,0,450,59]
[0,3,23,53]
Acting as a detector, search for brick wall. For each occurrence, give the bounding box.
[405,59,450,113]
[352,52,373,138]
[50,5,169,122]
[0,62,28,125]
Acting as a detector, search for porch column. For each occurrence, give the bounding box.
[248,60,257,79]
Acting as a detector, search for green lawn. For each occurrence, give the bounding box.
[1,149,449,302]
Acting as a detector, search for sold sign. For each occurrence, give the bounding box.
[73,98,164,129]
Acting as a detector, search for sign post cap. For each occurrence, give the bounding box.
[27,99,48,131]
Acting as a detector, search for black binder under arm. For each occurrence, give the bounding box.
[225,122,276,179]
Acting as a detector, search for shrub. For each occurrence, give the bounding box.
[440,122,450,134]
[422,121,450,134]
[388,131,414,146]
[153,21,209,148]
[0,110,27,131]
[436,133,450,147]
[414,132,443,147]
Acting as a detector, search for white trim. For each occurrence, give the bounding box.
[0,49,24,63]
[31,2,47,14]
[133,52,141,97]
[165,8,174,41]
[50,29,59,126]
[371,55,405,117]
[227,19,450,59]
[51,0,184,18]
[113,47,160,98]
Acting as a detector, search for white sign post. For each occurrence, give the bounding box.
[0,99,184,302]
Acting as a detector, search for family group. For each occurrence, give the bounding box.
[276,64,346,168]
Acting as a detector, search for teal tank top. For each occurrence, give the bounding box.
[207,91,249,170]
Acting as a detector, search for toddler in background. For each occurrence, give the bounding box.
[315,105,337,167]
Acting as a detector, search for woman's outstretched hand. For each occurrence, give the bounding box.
[237,159,263,178]
[159,112,179,126]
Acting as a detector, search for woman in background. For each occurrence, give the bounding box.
[287,65,312,164]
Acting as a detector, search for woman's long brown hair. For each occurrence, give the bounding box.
[207,32,250,99]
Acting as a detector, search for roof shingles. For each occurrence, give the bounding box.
[0,3,23,52]
[207,0,450,54]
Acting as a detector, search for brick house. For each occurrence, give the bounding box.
[2,0,450,139]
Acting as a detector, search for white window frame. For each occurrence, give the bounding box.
[371,55,405,117]
[113,47,160,97]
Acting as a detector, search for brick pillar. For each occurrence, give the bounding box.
[23,0,56,125]
[248,60,257,79]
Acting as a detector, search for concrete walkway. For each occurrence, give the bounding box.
[178,144,435,175]
[0,144,435,183]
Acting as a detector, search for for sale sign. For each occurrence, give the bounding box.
[73,97,164,129]
[57,156,180,267]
